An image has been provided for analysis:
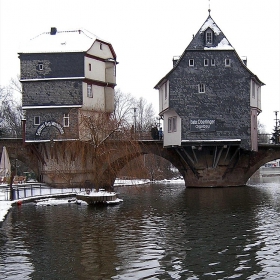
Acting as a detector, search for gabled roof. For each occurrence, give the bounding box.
[154,13,264,89]
[186,14,234,50]
[18,28,116,58]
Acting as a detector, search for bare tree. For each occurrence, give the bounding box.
[0,79,23,137]
[113,88,136,129]
[134,97,156,132]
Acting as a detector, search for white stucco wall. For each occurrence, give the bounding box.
[82,82,105,110]
[163,110,181,147]
[85,57,105,81]
[87,41,113,59]
[250,79,261,111]
[159,81,169,113]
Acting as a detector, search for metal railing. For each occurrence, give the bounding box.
[0,183,79,201]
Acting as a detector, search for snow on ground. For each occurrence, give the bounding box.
[0,200,12,223]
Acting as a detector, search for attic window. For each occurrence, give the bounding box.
[89,63,91,71]
[38,63,44,71]
[189,59,194,67]
[206,31,213,45]
[204,59,209,66]
[225,58,231,67]
[100,43,103,50]
[211,59,215,66]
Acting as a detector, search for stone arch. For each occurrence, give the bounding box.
[100,142,190,188]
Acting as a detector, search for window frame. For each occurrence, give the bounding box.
[198,83,206,93]
[38,63,44,71]
[168,116,177,133]
[34,116,40,125]
[204,59,209,66]
[63,113,70,127]
[225,58,231,67]
[211,59,215,66]
[206,31,213,44]
[189,59,194,67]
[87,84,93,98]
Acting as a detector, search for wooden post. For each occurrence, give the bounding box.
[9,169,15,201]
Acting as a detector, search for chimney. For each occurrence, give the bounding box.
[172,56,180,67]
[50,27,57,35]
[241,56,247,66]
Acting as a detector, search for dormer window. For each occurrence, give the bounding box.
[206,30,213,45]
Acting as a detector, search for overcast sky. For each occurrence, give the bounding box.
[0,0,279,132]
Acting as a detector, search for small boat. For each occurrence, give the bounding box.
[76,188,123,205]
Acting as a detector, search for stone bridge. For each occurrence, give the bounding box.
[1,138,280,188]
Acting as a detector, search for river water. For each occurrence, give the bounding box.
[1,177,280,280]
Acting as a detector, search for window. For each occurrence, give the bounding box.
[206,31,212,44]
[164,82,168,100]
[100,43,103,50]
[198,83,205,93]
[38,63,43,71]
[89,63,91,71]
[168,116,177,133]
[225,58,231,67]
[34,116,40,125]
[87,84,93,98]
[63,113,69,127]
[168,118,172,132]
[172,117,177,132]
[211,59,215,66]
[204,59,209,66]
[189,59,194,67]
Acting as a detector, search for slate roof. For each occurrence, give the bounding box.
[154,13,264,88]
[186,14,234,50]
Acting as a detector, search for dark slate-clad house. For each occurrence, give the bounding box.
[155,12,264,151]
[19,28,117,142]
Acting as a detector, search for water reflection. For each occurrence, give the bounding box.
[0,179,280,279]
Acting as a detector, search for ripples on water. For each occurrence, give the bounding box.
[1,177,280,279]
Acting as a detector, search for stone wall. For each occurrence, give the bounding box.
[20,53,84,79]
[169,50,251,149]
[25,108,79,141]
[22,80,83,107]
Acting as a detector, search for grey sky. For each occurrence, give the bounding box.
[0,0,279,132]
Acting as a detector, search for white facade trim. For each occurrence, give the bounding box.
[20,77,85,82]
[22,105,82,109]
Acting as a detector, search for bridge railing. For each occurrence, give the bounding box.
[108,129,154,141]
[0,183,78,201]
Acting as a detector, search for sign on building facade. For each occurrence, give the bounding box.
[190,118,216,132]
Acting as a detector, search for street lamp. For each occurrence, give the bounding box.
[133,108,137,134]
[273,111,279,144]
